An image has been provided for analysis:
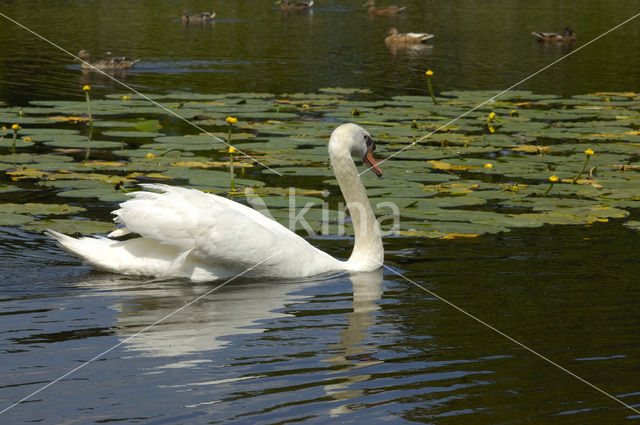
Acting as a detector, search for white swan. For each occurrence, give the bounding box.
[46,123,384,281]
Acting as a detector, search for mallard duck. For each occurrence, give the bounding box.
[363,0,406,16]
[532,27,577,43]
[385,28,434,45]
[77,50,140,71]
[279,0,314,12]
[182,8,216,23]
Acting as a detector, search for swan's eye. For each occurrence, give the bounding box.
[364,135,375,151]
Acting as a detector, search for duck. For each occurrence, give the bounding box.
[46,123,384,282]
[531,27,577,43]
[279,0,314,12]
[385,28,434,46]
[182,8,216,23]
[77,50,140,71]
[363,0,406,16]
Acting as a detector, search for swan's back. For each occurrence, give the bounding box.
[50,184,342,280]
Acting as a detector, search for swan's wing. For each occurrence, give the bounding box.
[112,184,339,276]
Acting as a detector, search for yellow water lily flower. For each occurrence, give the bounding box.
[225,116,238,124]
[144,153,155,159]
[544,174,559,196]
[483,163,493,169]
[228,146,236,154]
[584,148,594,155]
[487,112,496,122]
[122,95,131,101]
[11,124,21,131]
[23,137,32,142]
[425,70,434,77]
[83,85,91,92]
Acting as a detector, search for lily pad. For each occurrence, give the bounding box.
[44,137,123,149]
[0,212,35,226]
[23,218,115,235]
[0,138,35,149]
[623,221,640,231]
[101,131,164,138]
[1,203,85,215]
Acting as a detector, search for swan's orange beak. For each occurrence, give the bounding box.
[363,142,383,177]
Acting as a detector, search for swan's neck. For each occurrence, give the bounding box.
[330,150,383,271]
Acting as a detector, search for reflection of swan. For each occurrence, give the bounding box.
[323,269,383,416]
[47,124,384,281]
[113,278,317,358]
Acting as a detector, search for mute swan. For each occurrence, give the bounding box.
[47,123,384,281]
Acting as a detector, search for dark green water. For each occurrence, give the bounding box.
[1,0,639,103]
[1,0,640,423]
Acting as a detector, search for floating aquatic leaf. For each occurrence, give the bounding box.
[163,167,264,190]
[6,168,51,180]
[258,195,324,209]
[0,138,34,149]
[319,87,371,95]
[79,160,128,169]
[623,220,640,231]
[47,115,90,123]
[0,116,53,124]
[101,131,163,138]
[134,119,160,132]
[87,120,139,128]
[1,203,85,215]
[427,159,480,171]
[55,186,129,201]
[0,183,21,193]
[171,160,253,169]
[44,138,123,149]
[0,212,35,226]
[266,166,331,177]
[23,218,115,235]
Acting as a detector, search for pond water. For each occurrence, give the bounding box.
[1,0,640,424]
[1,0,640,103]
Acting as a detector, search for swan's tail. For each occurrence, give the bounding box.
[45,230,118,266]
[45,229,215,280]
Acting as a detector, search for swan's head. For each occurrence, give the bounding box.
[329,123,382,177]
